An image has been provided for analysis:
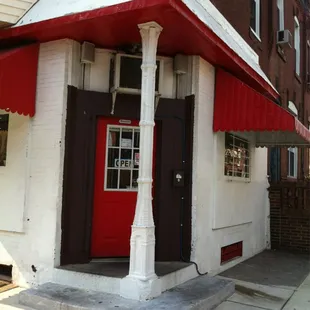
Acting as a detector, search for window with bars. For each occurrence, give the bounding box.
[105,126,140,191]
[224,133,250,179]
[0,114,9,167]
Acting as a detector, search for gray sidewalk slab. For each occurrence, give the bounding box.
[283,273,310,310]
[18,275,234,310]
[227,279,294,310]
[220,250,310,289]
[216,301,265,309]
[0,287,35,310]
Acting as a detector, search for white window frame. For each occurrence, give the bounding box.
[287,147,298,178]
[294,16,300,76]
[250,0,261,39]
[288,101,298,116]
[277,0,284,31]
[104,124,140,192]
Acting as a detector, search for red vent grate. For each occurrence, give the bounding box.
[221,241,243,264]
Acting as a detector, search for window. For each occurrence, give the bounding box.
[277,0,284,31]
[288,101,298,116]
[105,125,140,191]
[250,0,260,38]
[294,16,300,76]
[0,114,9,167]
[287,147,298,178]
[225,133,250,179]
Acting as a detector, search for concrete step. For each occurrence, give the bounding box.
[19,276,234,310]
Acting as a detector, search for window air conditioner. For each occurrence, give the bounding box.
[276,30,293,48]
[110,54,163,114]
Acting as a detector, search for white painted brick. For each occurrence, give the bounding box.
[0,39,78,287]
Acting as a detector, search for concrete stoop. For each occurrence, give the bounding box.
[18,275,235,310]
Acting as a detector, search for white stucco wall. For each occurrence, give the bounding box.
[191,57,269,274]
[0,39,77,287]
[0,40,268,289]
[0,112,29,233]
[0,42,175,287]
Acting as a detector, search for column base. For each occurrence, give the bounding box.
[120,275,161,301]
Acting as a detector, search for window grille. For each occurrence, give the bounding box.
[224,133,250,179]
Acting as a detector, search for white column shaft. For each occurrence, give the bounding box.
[122,23,162,300]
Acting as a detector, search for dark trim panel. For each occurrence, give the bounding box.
[61,87,194,265]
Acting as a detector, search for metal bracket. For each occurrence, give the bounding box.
[111,90,117,115]
[111,87,161,115]
[154,94,161,113]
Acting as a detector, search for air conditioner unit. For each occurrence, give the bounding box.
[110,54,163,114]
[276,30,293,48]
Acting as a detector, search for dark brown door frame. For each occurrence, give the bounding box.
[61,87,194,265]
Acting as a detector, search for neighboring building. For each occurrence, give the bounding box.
[210,0,310,254]
[0,0,309,303]
[210,0,310,181]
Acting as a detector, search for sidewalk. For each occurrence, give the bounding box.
[216,250,310,310]
[0,287,34,310]
[283,273,310,310]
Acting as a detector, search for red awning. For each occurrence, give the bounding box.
[0,44,39,117]
[0,0,277,101]
[213,69,310,147]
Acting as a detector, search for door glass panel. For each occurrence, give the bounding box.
[133,150,139,168]
[121,149,132,164]
[108,128,120,147]
[132,170,139,189]
[119,170,131,189]
[105,125,140,191]
[121,129,133,148]
[106,169,118,189]
[134,130,140,148]
[108,149,119,168]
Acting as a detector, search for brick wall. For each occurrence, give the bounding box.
[269,183,310,253]
[210,0,310,178]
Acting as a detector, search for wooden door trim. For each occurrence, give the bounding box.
[60,87,194,265]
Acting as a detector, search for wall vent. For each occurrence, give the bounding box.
[0,264,12,282]
[221,241,243,264]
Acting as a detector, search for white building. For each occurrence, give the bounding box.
[0,0,308,302]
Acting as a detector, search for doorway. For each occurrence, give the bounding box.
[91,118,142,257]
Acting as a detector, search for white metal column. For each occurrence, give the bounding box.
[120,21,163,301]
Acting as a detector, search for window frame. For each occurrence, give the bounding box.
[287,147,298,178]
[250,0,261,39]
[224,133,251,181]
[104,124,140,192]
[277,0,284,31]
[294,16,300,76]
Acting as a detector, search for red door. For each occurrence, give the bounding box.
[91,118,151,257]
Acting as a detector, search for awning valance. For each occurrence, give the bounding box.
[0,44,39,117]
[213,69,310,147]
